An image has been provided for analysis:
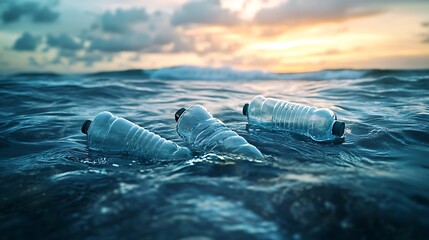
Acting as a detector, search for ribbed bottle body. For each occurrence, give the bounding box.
[245,96,344,142]
[86,111,191,160]
[176,105,263,159]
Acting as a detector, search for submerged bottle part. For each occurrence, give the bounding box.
[81,111,192,160]
[175,105,263,159]
[243,95,345,142]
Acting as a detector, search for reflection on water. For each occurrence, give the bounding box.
[1,67,429,239]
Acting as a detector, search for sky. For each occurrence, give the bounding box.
[0,0,429,73]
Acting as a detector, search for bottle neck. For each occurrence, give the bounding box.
[81,120,92,134]
[332,121,345,136]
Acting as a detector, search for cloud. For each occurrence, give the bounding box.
[99,8,148,33]
[422,21,429,43]
[51,49,108,67]
[13,32,40,51]
[87,11,196,54]
[32,6,59,23]
[47,34,83,50]
[0,0,11,5]
[192,34,241,55]
[89,32,151,52]
[313,48,342,56]
[171,0,241,26]
[128,54,141,62]
[28,56,39,66]
[60,6,242,65]
[69,53,104,67]
[253,0,380,25]
[1,1,59,23]
[88,31,196,54]
[0,60,10,66]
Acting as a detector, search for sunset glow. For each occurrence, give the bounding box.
[1,0,428,73]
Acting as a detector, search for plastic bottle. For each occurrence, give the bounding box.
[242,95,345,142]
[81,111,191,160]
[174,105,263,159]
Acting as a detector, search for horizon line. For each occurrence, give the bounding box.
[2,65,429,76]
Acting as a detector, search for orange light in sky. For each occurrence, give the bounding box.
[0,0,428,73]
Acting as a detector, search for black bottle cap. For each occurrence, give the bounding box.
[81,120,92,135]
[242,103,249,116]
[175,108,186,122]
[332,121,345,136]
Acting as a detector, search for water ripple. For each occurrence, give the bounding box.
[1,70,429,239]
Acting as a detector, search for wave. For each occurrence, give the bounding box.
[102,66,429,81]
[86,69,151,78]
[7,66,429,81]
[363,69,429,78]
[147,66,369,80]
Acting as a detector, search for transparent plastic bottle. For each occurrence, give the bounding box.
[175,105,263,159]
[81,111,191,160]
[242,95,345,142]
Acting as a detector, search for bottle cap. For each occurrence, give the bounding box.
[332,121,345,136]
[81,120,92,134]
[242,103,249,116]
[175,108,186,122]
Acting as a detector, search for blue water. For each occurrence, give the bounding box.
[1,66,429,239]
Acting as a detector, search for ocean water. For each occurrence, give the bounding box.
[1,66,429,239]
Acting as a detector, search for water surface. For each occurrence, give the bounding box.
[1,66,429,239]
